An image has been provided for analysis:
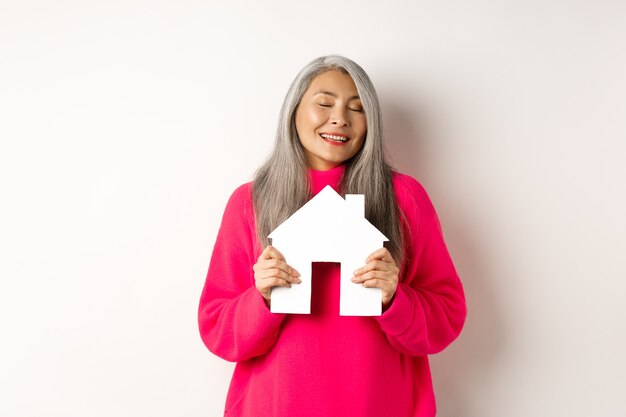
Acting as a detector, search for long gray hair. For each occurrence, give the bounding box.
[253,55,405,265]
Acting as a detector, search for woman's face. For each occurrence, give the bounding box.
[295,70,367,171]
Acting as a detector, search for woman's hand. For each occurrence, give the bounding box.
[253,246,301,305]
[351,247,400,308]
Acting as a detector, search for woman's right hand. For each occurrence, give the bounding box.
[253,246,301,304]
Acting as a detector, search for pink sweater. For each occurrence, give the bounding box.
[198,165,466,417]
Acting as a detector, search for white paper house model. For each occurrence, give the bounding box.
[268,185,388,316]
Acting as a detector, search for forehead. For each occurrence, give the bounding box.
[306,70,360,99]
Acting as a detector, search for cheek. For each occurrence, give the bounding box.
[301,107,327,128]
[296,110,324,146]
[354,127,367,151]
[354,136,366,153]
[349,112,367,138]
[295,111,312,140]
[357,118,368,137]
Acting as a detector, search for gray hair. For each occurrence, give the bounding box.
[253,55,405,265]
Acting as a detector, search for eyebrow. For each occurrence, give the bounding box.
[313,90,361,101]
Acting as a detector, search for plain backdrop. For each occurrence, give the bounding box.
[1,1,625,416]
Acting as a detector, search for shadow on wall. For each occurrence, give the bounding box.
[383,94,506,417]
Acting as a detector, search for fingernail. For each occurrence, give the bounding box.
[351,277,358,282]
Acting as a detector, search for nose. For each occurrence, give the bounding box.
[330,108,349,126]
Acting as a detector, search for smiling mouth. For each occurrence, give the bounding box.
[320,133,349,143]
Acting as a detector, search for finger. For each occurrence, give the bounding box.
[259,245,286,262]
[261,258,300,277]
[361,278,389,289]
[360,278,396,300]
[263,268,301,284]
[361,278,378,288]
[256,268,301,284]
[351,270,390,284]
[268,278,293,288]
[258,246,272,262]
[257,245,280,262]
[257,277,293,291]
[353,260,393,276]
[258,261,300,281]
[365,247,394,263]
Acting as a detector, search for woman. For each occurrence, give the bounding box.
[198,55,466,417]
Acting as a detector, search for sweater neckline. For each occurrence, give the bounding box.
[308,163,346,178]
[307,164,346,195]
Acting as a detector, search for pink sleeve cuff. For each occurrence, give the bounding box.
[374,283,418,336]
[243,285,288,327]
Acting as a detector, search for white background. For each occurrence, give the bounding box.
[1,1,625,416]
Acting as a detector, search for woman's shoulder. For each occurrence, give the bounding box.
[228,181,254,201]
[391,171,430,204]
[222,181,255,218]
[391,170,437,224]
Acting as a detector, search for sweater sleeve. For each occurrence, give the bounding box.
[374,175,467,356]
[197,184,287,362]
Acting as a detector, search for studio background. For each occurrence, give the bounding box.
[1,1,624,416]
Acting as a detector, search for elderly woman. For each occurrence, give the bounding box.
[198,55,466,417]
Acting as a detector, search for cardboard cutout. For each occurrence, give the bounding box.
[268,186,388,316]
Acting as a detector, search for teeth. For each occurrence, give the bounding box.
[320,133,348,142]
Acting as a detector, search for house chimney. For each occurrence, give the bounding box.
[345,194,365,218]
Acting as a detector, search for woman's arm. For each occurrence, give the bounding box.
[374,175,467,356]
[197,184,287,362]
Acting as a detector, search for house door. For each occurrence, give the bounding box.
[310,262,341,316]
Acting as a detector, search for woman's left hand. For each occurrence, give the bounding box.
[351,247,400,307]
